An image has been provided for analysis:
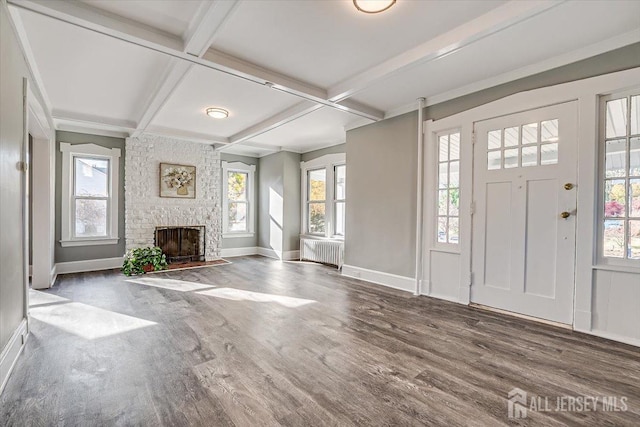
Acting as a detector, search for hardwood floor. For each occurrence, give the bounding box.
[1,255,639,426]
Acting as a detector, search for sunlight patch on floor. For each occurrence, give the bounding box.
[196,287,316,308]
[127,277,215,292]
[29,289,70,307]
[30,302,156,340]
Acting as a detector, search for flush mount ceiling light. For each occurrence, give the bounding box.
[206,107,229,119]
[353,0,396,14]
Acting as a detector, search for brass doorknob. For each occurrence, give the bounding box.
[560,211,571,219]
[564,183,574,190]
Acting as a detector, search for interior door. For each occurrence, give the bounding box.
[471,102,577,324]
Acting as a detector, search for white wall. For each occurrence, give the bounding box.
[125,135,222,260]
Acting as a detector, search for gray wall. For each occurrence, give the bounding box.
[345,43,640,279]
[220,153,259,249]
[301,143,346,162]
[346,112,418,277]
[55,131,126,263]
[258,151,301,254]
[0,4,28,352]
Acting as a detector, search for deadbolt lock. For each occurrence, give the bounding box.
[564,183,574,190]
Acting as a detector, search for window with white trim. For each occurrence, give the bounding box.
[60,143,120,247]
[301,153,346,238]
[222,161,255,237]
[436,131,460,245]
[600,92,640,262]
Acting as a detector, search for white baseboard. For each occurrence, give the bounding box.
[424,292,463,304]
[50,264,57,287]
[221,246,259,257]
[55,257,123,275]
[257,247,300,261]
[342,264,415,293]
[581,329,640,348]
[0,319,28,396]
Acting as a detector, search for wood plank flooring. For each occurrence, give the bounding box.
[1,255,639,426]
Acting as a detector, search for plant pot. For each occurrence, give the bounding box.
[177,186,188,196]
[142,264,155,273]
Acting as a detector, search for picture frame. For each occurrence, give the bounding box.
[159,163,196,199]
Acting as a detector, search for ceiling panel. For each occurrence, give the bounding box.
[212,0,505,88]
[19,9,171,124]
[351,0,640,112]
[249,107,371,152]
[148,65,301,138]
[79,0,203,37]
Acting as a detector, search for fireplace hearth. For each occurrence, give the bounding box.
[155,226,205,264]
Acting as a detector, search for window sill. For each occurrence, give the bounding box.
[60,238,119,247]
[593,263,640,275]
[300,234,344,241]
[223,232,254,239]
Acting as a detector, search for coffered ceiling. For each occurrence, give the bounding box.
[7,0,640,157]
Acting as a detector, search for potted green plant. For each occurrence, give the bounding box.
[122,246,168,276]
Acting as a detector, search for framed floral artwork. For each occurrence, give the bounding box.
[160,163,196,198]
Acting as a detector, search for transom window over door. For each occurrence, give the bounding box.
[601,92,640,261]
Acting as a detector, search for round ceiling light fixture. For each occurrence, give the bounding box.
[206,107,229,119]
[353,0,396,14]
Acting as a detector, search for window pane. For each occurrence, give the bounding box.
[604,180,626,217]
[504,148,519,168]
[308,169,326,201]
[631,179,640,217]
[522,145,538,167]
[603,219,625,258]
[308,202,325,233]
[629,220,640,259]
[449,161,459,187]
[439,136,448,161]
[437,217,447,243]
[522,123,537,145]
[504,127,519,147]
[605,139,626,178]
[540,143,558,165]
[606,98,627,139]
[541,119,558,142]
[631,137,640,177]
[448,217,459,244]
[448,189,459,216]
[449,133,460,161]
[438,190,448,215]
[228,202,247,232]
[488,130,501,149]
[438,163,448,189]
[228,172,247,201]
[75,199,107,237]
[335,202,346,236]
[74,157,108,197]
[632,95,640,135]
[488,150,501,170]
[335,165,346,200]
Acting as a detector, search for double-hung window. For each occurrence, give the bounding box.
[301,153,346,238]
[60,143,120,247]
[600,92,640,263]
[222,161,255,237]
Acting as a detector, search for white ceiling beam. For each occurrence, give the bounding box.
[220,101,322,151]
[8,0,382,123]
[132,1,239,138]
[52,110,137,138]
[327,0,565,102]
[183,0,239,57]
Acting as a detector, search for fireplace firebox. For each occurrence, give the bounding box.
[155,226,205,264]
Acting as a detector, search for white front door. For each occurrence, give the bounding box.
[471,102,578,324]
